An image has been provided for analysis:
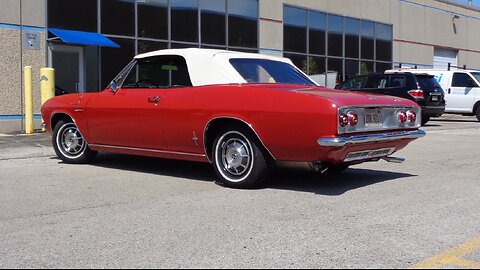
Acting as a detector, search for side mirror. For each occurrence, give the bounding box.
[110,80,119,93]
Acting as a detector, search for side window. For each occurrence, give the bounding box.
[452,73,478,88]
[340,77,364,90]
[122,56,192,88]
[365,76,388,89]
[388,76,406,88]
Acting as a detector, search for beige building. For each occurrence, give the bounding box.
[1,0,480,133]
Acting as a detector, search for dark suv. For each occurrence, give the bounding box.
[336,72,446,125]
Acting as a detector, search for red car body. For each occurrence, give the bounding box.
[41,49,425,188]
[42,84,420,163]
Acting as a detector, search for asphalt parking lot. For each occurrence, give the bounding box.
[0,114,479,268]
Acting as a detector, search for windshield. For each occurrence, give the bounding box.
[229,58,316,86]
[472,72,480,84]
[416,75,442,91]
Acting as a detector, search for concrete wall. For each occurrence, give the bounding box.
[0,0,46,133]
[0,0,45,27]
[0,27,46,132]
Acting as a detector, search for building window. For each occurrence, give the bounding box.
[361,21,375,61]
[327,14,343,57]
[138,0,168,40]
[138,40,169,55]
[201,0,227,46]
[228,0,258,48]
[47,0,259,90]
[309,11,326,56]
[345,18,360,59]
[376,23,393,62]
[283,53,308,73]
[283,5,392,84]
[101,38,135,89]
[345,59,359,80]
[101,0,135,37]
[48,0,98,32]
[171,0,199,43]
[284,7,307,53]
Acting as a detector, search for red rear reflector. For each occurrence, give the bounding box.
[347,112,358,126]
[339,114,349,127]
[398,111,407,123]
[407,111,417,123]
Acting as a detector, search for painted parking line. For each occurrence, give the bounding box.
[411,237,480,269]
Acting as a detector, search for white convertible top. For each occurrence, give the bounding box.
[134,48,298,87]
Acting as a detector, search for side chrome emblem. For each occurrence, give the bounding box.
[192,132,199,147]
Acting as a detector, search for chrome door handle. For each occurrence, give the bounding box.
[148,96,161,103]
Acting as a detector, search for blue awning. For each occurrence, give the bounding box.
[48,28,120,48]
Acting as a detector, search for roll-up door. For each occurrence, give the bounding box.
[434,48,458,69]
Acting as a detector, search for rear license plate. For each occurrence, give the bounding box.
[345,148,395,162]
[365,108,382,128]
[431,95,439,101]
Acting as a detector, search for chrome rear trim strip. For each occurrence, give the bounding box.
[90,144,207,157]
[317,129,426,147]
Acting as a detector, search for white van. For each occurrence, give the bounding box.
[387,69,480,121]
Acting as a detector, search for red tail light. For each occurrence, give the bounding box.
[406,110,417,123]
[408,90,425,99]
[398,111,407,123]
[347,112,358,126]
[339,114,349,127]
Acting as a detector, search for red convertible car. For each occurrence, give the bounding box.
[42,48,425,188]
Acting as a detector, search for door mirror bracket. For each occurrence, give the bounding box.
[110,80,119,93]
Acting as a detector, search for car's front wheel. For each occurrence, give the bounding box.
[212,126,269,189]
[476,106,480,122]
[53,120,97,164]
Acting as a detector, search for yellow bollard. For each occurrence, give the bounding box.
[24,66,34,134]
[40,68,55,131]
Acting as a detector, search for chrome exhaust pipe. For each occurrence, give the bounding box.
[382,156,405,163]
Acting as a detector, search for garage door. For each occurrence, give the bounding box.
[434,48,458,69]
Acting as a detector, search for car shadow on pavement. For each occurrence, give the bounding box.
[431,118,479,123]
[422,123,442,127]
[87,153,216,183]
[267,168,416,196]
[57,153,416,194]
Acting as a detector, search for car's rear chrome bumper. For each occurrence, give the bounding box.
[317,129,426,147]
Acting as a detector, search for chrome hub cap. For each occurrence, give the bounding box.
[221,138,251,176]
[58,124,86,157]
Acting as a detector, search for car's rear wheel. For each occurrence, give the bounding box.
[476,106,480,122]
[212,126,269,188]
[53,120,97,164]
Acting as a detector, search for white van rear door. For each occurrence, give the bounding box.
[447,72,477,113]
